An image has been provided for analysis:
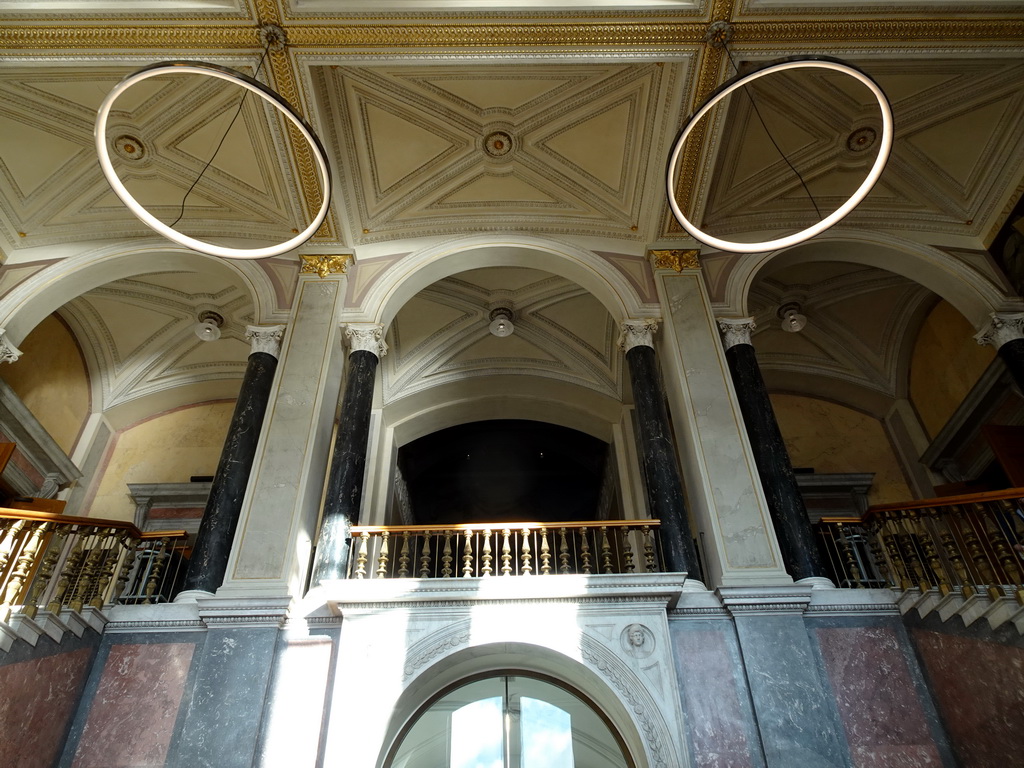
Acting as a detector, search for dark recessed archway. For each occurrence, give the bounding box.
[398,419,610,525]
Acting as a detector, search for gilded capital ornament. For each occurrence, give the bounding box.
[974,312,1024,349]
[649,249,700,272]
[345,323,388,358]
[717,318,757,350]
[0,329,22,364]
[300,253,352,279]
[619,318,660,351]
[246,325,286,359]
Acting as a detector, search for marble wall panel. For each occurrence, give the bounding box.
[670,621,763,768]
[172,627,279,768]
[0,646,95,768]
[257,632,335,767]
[732,614,848,767]
[70,641,195,768]
[817,626,942,768]
[912,628,1024,767]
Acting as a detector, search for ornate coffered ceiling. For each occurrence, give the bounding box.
[0,0,1022,422]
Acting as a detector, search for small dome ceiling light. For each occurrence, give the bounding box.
[778,302,807,333]
[489,307,515,338]
[194,310,224,342]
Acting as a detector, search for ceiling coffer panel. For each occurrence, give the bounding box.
[314,63,677,244]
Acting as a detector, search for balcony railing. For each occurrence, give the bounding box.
[0,506,189,623]
[347,520,663,579]
[815,487,1024,604]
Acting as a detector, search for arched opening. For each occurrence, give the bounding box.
[397,419,615,525]
[386,673,634,768]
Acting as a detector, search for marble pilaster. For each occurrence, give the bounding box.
[218,273,348,599]
[181,325,284,597]
[720,587,848,768]
[652,264,790,588]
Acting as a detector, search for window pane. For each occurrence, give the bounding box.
[521,696,573,768]
[452,696,503,768]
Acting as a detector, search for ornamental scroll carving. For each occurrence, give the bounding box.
[619,318,659,351]
[975,312,1024,349]
[649,249,700,272]
[246,325,286,359]
[345,323,388,358]
[716,318,756,350]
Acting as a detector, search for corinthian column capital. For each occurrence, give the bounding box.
[345,323,388,358]
[618,318,660,351]
[974,312,1024,349]
[0,329,22,364]
[717,317,757,350]
[245,325,286,359]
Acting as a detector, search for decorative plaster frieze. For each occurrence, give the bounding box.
[619,318,659,351]
[345,323,388,358]
[300,253,351,278]
[649,248,700,272]
[975,312,1024,349]
[717,317,756,350]
[0,329,22,364]
[246,324,286,359]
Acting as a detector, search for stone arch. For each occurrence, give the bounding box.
[356,234,649,329]
[375,634,687,768]
[385,374,624,446]
[724,230,1019,329]
[0,240,276,350]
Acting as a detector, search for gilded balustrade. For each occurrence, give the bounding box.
[0,506,189,622]
[815,488,1024,604]
[347,520,663,579]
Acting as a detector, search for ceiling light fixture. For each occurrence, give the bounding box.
[95,61,332,260]
[194,310,224,342]
[778,302,807,333]
[666,56,893,254]
[489,308,515,338]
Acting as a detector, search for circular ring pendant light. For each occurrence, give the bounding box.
[666,56,893,254]
[95,61,332,260]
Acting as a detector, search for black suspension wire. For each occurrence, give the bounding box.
[168,43,272,229]
[723,44,822,220]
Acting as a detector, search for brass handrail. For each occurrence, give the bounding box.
[815,488,1024,603]
[0,506,190,621]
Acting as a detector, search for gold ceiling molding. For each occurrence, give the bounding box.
[0,26,259,49]
[3,19,1022,51]
[300,253,352,278]
[650,249,701,271]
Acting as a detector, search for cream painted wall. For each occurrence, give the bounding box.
[771,394,911,506]
[910,300,995,439]
[88,402,232,521]
[2,314,90,454]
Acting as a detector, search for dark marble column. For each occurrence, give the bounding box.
[310,324,386,586]
[180,326,285,597]
[621,319,702,580]
[718,318,827,583]
[976,312,1024,392]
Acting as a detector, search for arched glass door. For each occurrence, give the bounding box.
[390,675,632,768]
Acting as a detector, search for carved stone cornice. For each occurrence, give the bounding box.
[974,312,1024,350]
[300,253,352,279]
[618,318,659,351]
[649,248,700,272]
[345,323,388,358]
[245,325,286,359]
[717,317,756,350]
[0,329,22,364]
